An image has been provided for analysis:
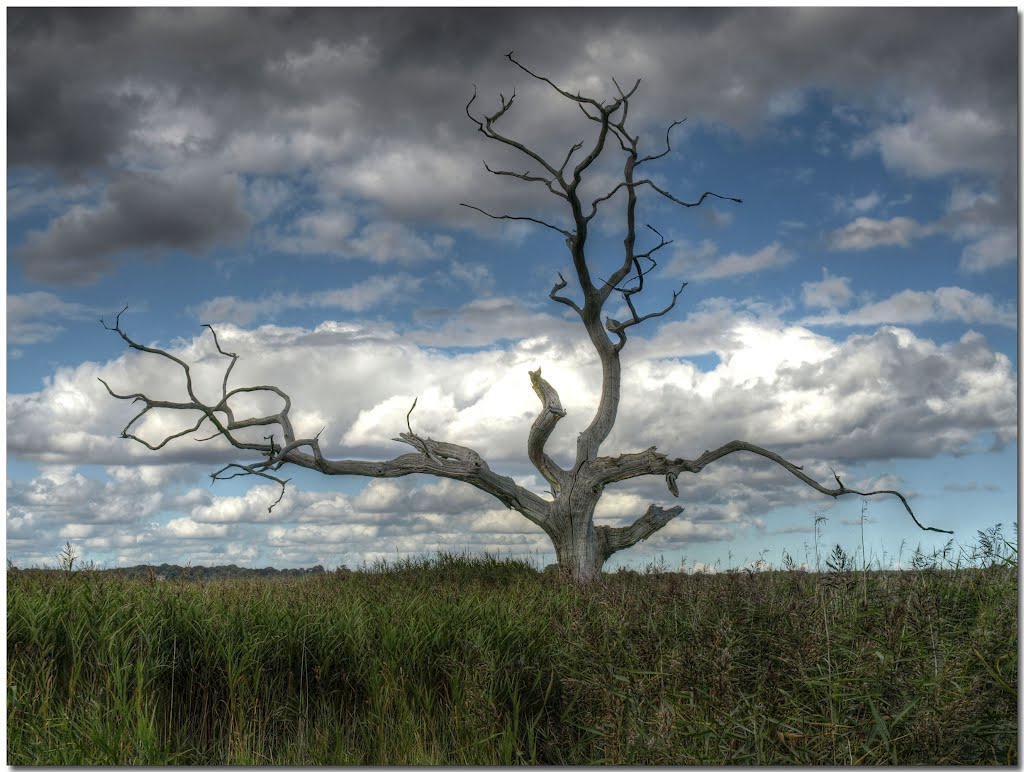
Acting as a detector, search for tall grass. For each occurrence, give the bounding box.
[7,550,1017,764]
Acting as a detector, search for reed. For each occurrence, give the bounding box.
[7,547,1017,764]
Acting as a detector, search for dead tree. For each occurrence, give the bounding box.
[101,54,950,582]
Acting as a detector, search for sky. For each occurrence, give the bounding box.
[5,7,1019,572]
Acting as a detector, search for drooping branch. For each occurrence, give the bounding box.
[674,440,950,534]
[458,203,572,239]
[591,441,950,535]
[211,461,291,512]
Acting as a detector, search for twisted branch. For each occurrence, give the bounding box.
[549,272,582,314]
[637,118,686,166]
[100,316,554,526]
[527,368,568,490]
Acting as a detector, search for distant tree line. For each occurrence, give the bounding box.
[8,562,328,581]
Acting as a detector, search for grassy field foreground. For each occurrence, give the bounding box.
[7,553,1018,764]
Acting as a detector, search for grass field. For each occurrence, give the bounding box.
[7,543,1018,764]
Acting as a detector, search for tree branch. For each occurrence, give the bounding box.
[639,181,743,208]
[211,462,290,513]
[590,441,949,535]
[505,50,632,110]
[637,118,686,166]
[527,368,568,490]
[559,140,585,178]
[605,282,687,352]
[101,319,555,531]
[598,503,684,557]
[588,180,743,222]
[676,440,950,534]
[482,160,567,200]
[503,50,636,189]
[465,85,566,187]
[458,203,573,238]
[549,272,582,314]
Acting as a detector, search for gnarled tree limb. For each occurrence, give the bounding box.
[527,368,568,492]
[598,503,685,557]
[100,313,554,528]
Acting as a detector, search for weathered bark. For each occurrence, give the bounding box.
[101,54,950,584]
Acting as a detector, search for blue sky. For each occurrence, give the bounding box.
[6,7,1018,571]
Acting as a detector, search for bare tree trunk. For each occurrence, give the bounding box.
[553,519,605,583]
[549,483,605,582]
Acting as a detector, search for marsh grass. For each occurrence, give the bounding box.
[7,549,1017,764]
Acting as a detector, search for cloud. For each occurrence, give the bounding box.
[10,9,1015,177]
[856,103,1013,179]
[7,10,136,172]
[8,298,1014,567]
[828,216,930,251]
[800,287,1016,329]
[621,313,1016,463]
[941,182,1017,274]
[7,292,102,345]
[839,102,1018,273]
[264,212,453,264]
[347,222,454,264]
[801,269,853,309]
[15,170,251,283]
[960,231,1017,274]
[829,182,1016,271]
[8,301,1015,486]
[667,241,793,280]
[443,261,496,294]
[190,485,296,524]
[163,518,231,540]
[8,8,1015,285]
[266,209,358,254]
[942,481,1001,494]
[6,464,197,539]
[832,191,881,215]
[408,296,579,348]
[190,274,423,325]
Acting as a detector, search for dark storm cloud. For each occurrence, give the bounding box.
[7,7,1016,281]
[7,75,135,171]
[9,7,1014,172]
[17,171,250,284]
[7,8,140,170]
